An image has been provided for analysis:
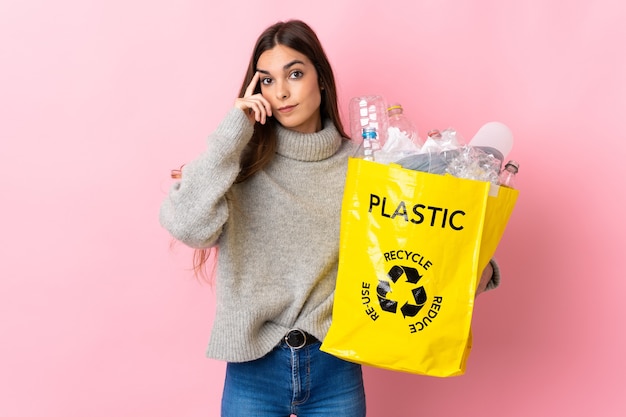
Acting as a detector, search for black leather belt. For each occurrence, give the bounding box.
[284,329,319,349]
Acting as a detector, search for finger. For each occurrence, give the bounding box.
[248,101,262,123]
[256,100,269,124]
[253,95,272,119]
[244,72,261,97]
[245,100,266,124]
[247,96,272,123]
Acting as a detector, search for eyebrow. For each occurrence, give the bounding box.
[257,59,306,75]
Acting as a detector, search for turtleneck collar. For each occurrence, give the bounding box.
[274,120,343,162]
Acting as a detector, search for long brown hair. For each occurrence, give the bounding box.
[194,20,348,279]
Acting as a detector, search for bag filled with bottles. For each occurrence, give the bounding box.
[321,157,518,377]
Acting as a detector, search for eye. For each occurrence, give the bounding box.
[289,70,304,79]
[261,77,273,85]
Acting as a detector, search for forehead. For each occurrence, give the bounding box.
[256,44,313,71]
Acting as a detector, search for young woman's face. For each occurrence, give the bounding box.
[256,44,322,133]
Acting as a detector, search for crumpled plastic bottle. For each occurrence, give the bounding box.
[498,160,520,188]
[386,104,423,148]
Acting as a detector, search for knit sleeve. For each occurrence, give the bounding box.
[159,108,254,249]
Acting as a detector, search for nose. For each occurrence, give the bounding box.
[275,80,289,100]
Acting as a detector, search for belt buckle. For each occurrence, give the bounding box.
[285,329,307,349]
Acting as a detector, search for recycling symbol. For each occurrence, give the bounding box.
[377,265,427,318]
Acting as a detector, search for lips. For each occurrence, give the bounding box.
[278,105,297,113]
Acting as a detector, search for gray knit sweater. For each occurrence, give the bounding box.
[160,108,501,363]
[160,108,358,362]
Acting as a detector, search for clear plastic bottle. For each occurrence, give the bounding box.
[349,95,389,145]
[361,127,381,161]
[498,160,519,188]
[386,104,423,148]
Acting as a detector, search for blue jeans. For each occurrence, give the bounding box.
[221,340,366,417]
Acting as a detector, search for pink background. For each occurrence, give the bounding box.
[1,0,624,416]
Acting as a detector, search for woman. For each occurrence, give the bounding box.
[160,19,499,416]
